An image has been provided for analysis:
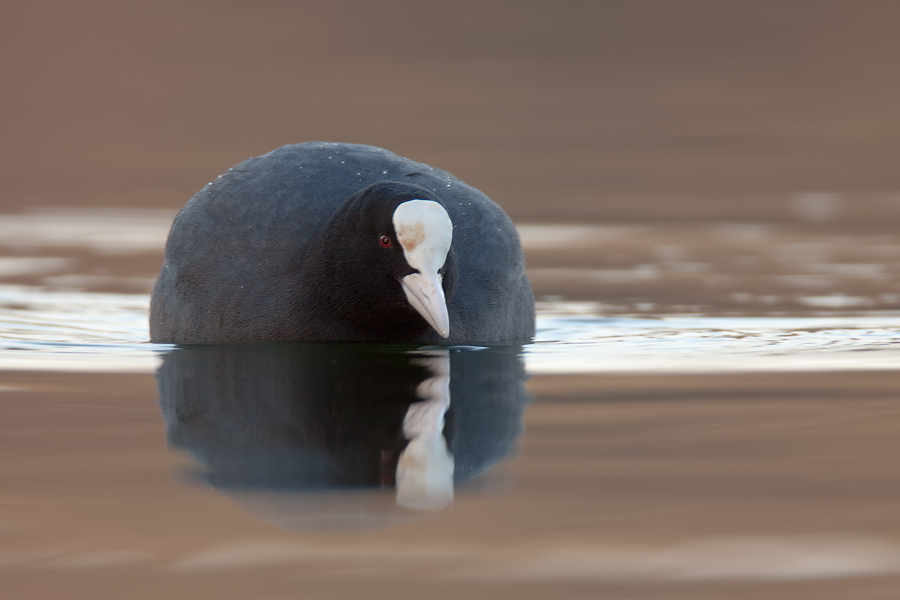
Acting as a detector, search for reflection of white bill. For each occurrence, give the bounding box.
[396,351,454,512]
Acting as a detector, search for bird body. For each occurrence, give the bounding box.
[150,142,535,344]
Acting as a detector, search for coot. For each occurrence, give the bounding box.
[150,142,535,344]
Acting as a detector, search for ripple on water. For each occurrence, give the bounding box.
[0,286,897,375]
[529,300,900,374]
[0,285,163,372]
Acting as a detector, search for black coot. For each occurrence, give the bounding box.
[149,142,535,344]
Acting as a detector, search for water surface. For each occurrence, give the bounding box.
[1,209,899,599]
[5,3,900,597]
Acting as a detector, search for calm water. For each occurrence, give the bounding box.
[1,210,899,599]
[6,3,900,597]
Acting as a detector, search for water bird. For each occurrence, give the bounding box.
[150,142,535,344]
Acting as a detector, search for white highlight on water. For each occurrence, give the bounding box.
[0,286,898,375]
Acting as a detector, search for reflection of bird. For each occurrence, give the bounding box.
[156,344,529,493]
[396,352,454,511]
[150,142,535,344]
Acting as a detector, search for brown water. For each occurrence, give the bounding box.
[3,2,900,598]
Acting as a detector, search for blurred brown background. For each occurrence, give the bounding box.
[4,0,900,224]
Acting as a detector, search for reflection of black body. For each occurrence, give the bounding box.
[156,344,528,490]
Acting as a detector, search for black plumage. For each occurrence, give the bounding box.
[150,142,534,344]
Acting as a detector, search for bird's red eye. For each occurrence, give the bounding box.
[379,235,392,248]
